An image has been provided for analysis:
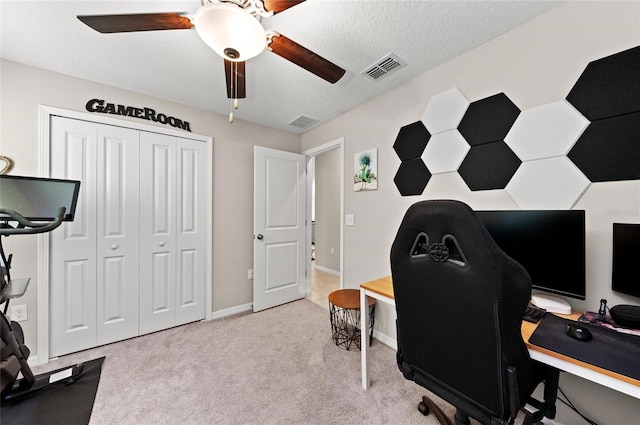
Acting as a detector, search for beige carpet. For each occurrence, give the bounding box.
[32,299,454,424]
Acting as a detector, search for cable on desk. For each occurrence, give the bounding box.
[557,386,598,425]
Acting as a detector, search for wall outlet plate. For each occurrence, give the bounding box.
[11,304,27,322]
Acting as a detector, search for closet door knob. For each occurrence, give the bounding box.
[256,234,264,240]
[111,244,119,250]
[159,241,165,247]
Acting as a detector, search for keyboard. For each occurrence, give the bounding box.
[523,303,546,323]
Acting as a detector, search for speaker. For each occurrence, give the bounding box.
[610,305,640,329]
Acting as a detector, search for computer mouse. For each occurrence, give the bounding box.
[565,323,592,341]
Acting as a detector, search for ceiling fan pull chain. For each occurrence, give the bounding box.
[228,98,234,124]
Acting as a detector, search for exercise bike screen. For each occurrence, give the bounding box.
[0,175,81,221]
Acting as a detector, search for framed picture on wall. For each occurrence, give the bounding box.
[354,149,378,191]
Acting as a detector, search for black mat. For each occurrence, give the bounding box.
[529,314,640,380]
[1,357,105,425]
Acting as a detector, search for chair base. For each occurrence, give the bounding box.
[418,396,543,425]
[417,395,453,425]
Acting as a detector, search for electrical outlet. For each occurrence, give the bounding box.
[345,214,355,226]
[11,304,27,322]
[248,269,254,280]
[330,247,335,255]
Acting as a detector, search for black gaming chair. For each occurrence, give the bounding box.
[391,200,558,425]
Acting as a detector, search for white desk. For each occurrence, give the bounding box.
[360,276,640,400]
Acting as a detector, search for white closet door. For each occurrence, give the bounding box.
[95,125,140,345]
[139,132,177,334]
[50,117,98,357]
[175,137,207,325]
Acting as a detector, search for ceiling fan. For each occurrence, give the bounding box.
[77,0,346,122]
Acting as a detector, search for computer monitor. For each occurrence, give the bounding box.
[612,223,640,299]
[0,175,81,221]
[475,209,586,302]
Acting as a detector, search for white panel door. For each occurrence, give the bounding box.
[139,132,177,334]
[175,137,207,325]
[95,125,140,345]
[50,117,98,357]
[253,147,307,312]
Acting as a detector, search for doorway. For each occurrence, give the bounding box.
[303,138,344,309]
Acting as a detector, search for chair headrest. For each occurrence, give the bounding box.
[392,199,506,271]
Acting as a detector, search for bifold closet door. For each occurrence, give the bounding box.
[174,136,207,326]
[50,118,140,356]
[95,125,140,346]
[138,132,206,334]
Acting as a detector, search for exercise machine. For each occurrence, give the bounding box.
[1,175,85,401]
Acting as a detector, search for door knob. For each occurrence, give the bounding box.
[256,234,264,240]
[110,244,119,250]
[159,241,165,247]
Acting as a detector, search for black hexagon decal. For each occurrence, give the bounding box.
[568,112,640,182]
[458,141,521,191]
[393,121,431,160]
[458,93,520,146]
[566,46,640,121]
[394,159,431,196]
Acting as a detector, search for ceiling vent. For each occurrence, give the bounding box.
[361,53,407,81]
[289,115,319,129]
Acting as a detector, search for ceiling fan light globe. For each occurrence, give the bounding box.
[194,3,265,62]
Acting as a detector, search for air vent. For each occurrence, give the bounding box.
[361,53,407,81]
[289,115,319,129]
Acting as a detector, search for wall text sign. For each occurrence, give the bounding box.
[85,99,191,132]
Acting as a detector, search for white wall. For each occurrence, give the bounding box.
[314,147,341,273]
[302,1,640,423]
[0,59,301,356]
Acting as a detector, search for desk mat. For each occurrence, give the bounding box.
[529,313,640,381]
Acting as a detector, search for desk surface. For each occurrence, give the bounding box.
[360,276,640,397]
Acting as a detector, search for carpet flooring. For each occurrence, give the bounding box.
[30,299,453,425]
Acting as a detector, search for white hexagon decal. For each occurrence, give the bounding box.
[421,129,470,174]
[505,100,589,161]
[506,157,590,209]
[421,87,470,135]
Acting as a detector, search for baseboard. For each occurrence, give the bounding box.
[210,303,253,320]
[313,264,340,276]
[27,354,40,367]
[373,329,397,350]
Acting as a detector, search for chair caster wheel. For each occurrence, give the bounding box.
[418,400,430,416]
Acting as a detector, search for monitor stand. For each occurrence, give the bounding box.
[531,294,572,314]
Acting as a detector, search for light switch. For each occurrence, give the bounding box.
[345,214,355,226]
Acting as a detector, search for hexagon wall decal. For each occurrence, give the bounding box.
[421,87,470,135]
[421,129,470,175]
[458,93,521,146]
[458,141,521,191]
[394,158,431,196]
[506,157,590,209]
[568,112,640,182]
[393,121,431,161]
[505,100,589,161]
[566,45,640,121]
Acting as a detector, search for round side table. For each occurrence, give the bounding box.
[328,289,376,351]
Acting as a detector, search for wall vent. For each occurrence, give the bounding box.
[361,53,407,81]
[289,114,319,129]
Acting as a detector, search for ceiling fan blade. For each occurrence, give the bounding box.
[224,60,247,99]
[77,13,193,34]
[262,0,306,14]
[266,32,346,84]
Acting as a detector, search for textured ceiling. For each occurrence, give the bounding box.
[0,0,565,133]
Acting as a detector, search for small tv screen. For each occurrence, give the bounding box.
[612,223,640,299]
[0,175,81,221]
[476,209,586,300]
